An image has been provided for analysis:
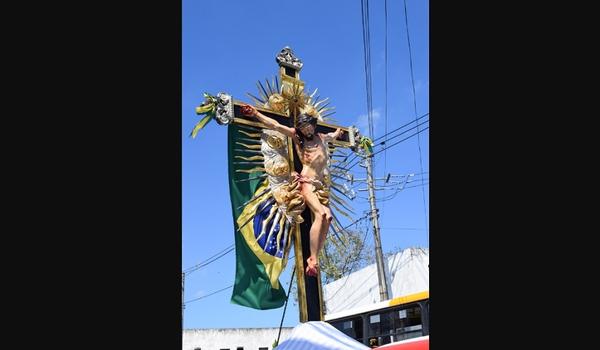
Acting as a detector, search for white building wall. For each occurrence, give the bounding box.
[323,247,429,314]
[183,328,293,350]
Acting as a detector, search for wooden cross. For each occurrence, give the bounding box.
[200,46,359,322]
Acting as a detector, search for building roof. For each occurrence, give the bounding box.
[323,247,429,315]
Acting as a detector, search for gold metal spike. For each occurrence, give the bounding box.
[264,211,282,250]
[246,92,265,106]
[233,148,263,154]
[256,205,278,242]
[235,155,265,161]
[331,219,345,235]
[330,191,355,212]
[237,123,262,132]
[238,130,262,138]
[233,162,264,166]
[281,221,292,262]
[314,97,329,108]
[265,78,274,96]
[235,167,266,173]
[330,201,355,222]
[257,81,269,101]
[237,137,262,144]
[275,214,286,252]
[236,142,262,149]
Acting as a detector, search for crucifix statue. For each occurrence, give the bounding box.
[192,46,363,322]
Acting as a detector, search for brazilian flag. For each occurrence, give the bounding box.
[227,123,290,309]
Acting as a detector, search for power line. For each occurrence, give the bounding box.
[344,125,429,171]
[373,112,429,143]
[184,244,234,271]
[336,112,429,174]
[185,285,233,304]
[183,246,235,274]
[372,183,430,203]
[185,255,299,305]
[383,0,389,221]
[336,113,429,174]
[380,227,428,231]
[345,122,429,171]
[360,0,374,139]
[403,0,429,243]
[356,176,429,191]
[341,214,370,230]
[184,240,299,276]
[366,0,374,139]
[403,0,419,120]
[376,119,429,147]
[403,182,429,189]
[184,203,283,274]
[183,244,235,274]
[349,172,428,190]
[371,126,429,157]
[357,181,429,202]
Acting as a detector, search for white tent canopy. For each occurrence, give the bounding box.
[275,321,369,350]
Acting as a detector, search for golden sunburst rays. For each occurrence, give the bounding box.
[246,77,287,114]
[246,77,337,123]
[282,82,307,119]
[234,126,266,174]
[303,87,337,123]
[292,87,336,124]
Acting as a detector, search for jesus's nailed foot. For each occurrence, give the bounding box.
[306,257,318,277]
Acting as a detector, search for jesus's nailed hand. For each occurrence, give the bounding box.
[240,104,256,117]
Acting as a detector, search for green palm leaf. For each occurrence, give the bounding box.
[190,115,213,138]
[359,136,374,155]
[195,104,214,114]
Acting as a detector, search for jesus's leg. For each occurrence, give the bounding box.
[302,183,326,277]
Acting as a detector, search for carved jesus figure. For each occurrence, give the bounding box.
[242,104,343,276]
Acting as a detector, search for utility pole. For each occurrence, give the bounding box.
[364,154,389,301]
[182,272,185,328]
[350,165,422,302]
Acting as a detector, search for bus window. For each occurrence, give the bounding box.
[325,292,429,346]
[330,316,364,343]
[366,303,425,345]
[390,303,423,341]
[423,300,429,335]
[367,312,393,345]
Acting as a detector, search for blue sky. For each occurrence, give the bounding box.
[183,0,428,329]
